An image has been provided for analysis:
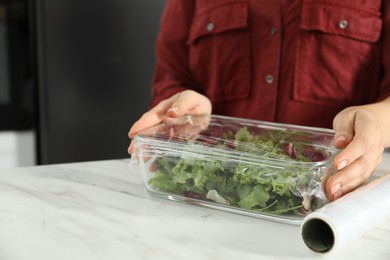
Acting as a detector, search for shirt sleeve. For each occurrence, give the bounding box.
[378,1,390,101]
[150,0,198,107]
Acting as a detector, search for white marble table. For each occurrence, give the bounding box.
[1,154,390,260]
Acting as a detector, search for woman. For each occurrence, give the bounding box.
[128,0,390,200]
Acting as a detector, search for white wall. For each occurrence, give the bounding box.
[0,131,36,169]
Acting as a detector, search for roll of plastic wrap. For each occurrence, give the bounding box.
[301,174,390,254]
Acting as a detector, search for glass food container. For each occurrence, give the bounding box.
[130,114,339,225]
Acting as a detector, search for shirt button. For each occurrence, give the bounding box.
[265,75,274,84]
[339,20,348,29]
[207,22,215,32]
[270,27,277,35]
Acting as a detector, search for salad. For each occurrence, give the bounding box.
[145,123,335,217]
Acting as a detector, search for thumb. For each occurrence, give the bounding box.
[332,109,355,148]
[167,90,211,118]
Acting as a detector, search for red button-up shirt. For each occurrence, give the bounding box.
[150,0,390,128]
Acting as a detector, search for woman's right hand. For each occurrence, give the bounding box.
[128,90,212,154]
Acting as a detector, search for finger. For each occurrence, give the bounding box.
[326,151,381,200]
[128,97,176,138]
[332,109,354,148]
[128,112,162,138]
[327,110,384,200]
[167,90,212,117]
[327,130,382,199]
[333,136,367,172]
[333,112,382,171]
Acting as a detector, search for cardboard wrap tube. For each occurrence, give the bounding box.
[301,174,390,254]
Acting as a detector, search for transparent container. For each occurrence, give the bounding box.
[130,114,339,225]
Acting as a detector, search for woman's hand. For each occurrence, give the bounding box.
[326,99,390,200]
[128,90,212,154]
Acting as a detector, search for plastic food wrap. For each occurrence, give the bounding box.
[130,114,339,225]
[301,174,390,254]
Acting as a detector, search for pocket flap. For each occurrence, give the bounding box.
[301,1,382,42]
[188,2,248,44]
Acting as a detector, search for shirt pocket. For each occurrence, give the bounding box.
[294,0,383,106]
[187,1,250,103]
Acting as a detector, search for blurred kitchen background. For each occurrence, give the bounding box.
[0,0,166,169]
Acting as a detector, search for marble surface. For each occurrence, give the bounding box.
[1,154,390,260]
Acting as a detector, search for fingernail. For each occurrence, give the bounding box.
[335,135,348,143]
[330,182,341,194]
[337,159,348,170]
[167,106,178,113]
[333,190,343,200]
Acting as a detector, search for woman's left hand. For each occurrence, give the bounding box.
[326,107,385,201]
